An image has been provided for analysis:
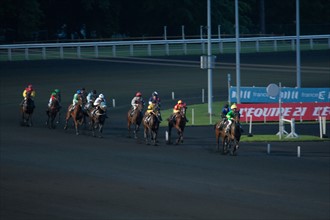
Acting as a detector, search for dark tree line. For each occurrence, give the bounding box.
[0,0,329,43]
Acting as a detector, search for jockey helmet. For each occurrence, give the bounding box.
[224,104,229,108]
[54,89,60,93]
[177,100,183,104]
[152,91,158,96]
[99,94,104,99]
[52,92,57,96]
[231,103,237,109]
[136,92,142,97]
[148,104,153,110]
[77,90,81,94]
[28,84,33,88]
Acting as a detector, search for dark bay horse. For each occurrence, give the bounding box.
[46,99,60,129]
[127,103,143,138]
[88,105,107,138]
[20,95,35,127]
[64,98,84,135]
[215,112,241,155]
[142,113,160,145]
[167,107,187,145]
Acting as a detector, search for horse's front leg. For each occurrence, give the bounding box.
[74,120,79,135]
[144,128,149,145]
[175,126,182,145]
[134,124,139,139]
[222,136,228,155]
[151,130,157,146]
[91,121,95,137]
[56,111,61,124]
[63,111,71,130]
[231,139,239,156]
[28,114,33,127]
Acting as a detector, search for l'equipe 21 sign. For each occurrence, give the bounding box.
[237,102,330,122]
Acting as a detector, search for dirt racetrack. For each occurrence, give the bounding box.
[1,51,330,219]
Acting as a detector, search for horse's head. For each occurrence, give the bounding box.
[233,111,240,123]
[180,107,186,116]
[137,102,143,111]
[99,102,107,113]
[77,96,84,106]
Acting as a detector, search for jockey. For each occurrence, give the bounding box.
[173,100,186,114]
[148,91,161,107]
[22,84,36,100]
[54,89,61,104]
[147,100,162,121]
[48,92,58,107]
[225,103,239,133]
[70,90,82,111]
[148,91,162,121]
[86,89,97,109]
[21,84,35,108]
[169,100,188,122]
[131,92,145,112]
[92,93,107,116]
[221,104,230,119]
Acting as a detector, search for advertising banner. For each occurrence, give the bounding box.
[230,87,330,103]
[237,102,330,122]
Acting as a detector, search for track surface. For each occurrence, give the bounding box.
[1,51,330,219]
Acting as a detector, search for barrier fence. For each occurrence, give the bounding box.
[1,34,330,61]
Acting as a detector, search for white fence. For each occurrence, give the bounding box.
[0,34,329,61]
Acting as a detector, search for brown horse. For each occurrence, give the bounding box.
[215,112,241,155]
[127,103,143,138]
[64,98,84,135]
[167,107,187,145]
[87,105,107,138]
[142,112,160,145]
[46,99,60,129]
[20,94,35,127]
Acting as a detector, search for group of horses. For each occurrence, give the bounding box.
[127,103,187,146]
[20,96,241,154]
[20,95,107,137]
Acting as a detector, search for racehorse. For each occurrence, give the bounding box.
[20,94,34,127]
[88,104,107,138]
[46,99,60,129]
[215,112,241,155]
[167,107,187,145]
[127,103,143,138]
[64,97,84,135]
[142,112,160,145]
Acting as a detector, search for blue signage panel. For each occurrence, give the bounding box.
[230,87,330,103]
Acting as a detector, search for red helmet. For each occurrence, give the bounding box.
[136,92,142,97]
[28,84,33,89]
